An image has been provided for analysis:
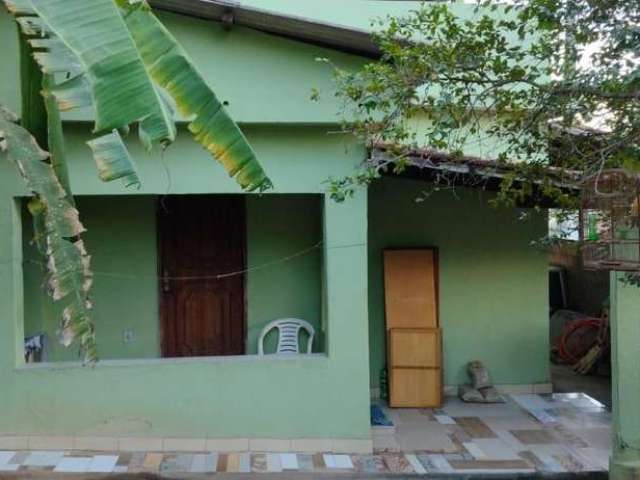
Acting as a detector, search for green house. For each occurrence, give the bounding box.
[0,1,637,472]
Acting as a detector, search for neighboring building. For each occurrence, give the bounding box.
[0,1,635,465]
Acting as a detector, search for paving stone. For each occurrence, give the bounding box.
[87,455,118,473]
[23,451,64,467]
[266,453,282,472]
[383,453,414,473]
[510,429,559,445]
[238,452,251,473]
[53,457,92,472]
[251,453,268,473]
[190,453,217,473]
[297,454,314,471]
[280,453,298,470]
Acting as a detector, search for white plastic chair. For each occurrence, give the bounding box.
[258,318,315,355]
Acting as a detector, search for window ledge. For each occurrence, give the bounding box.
[15,353,328,371]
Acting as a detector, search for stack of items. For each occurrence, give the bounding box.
[384,248,443,408]
[459,361,505,403]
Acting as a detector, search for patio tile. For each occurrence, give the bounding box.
[358,455,384,473]
[238,452,251,472]
[454,417,497,438]
[553,450,588,472]
[53,456,92,472]
[0,452,16,466]
[398,409,431,426]
[126,452,146,472]
[266,453,282,472]
[23,451,64,467]
[448,459,533,471]
[511,394,556,412]
[572,427,612,450]
[395,422,457,452]
[405,453,427,473]
[217,453,228,472]
[474,438,522,460]
[510,429,558,445]
[552,426,591,448]
[416,453,454,473]
[333,454,354,469]
[419,409,436,419]
[322,454,336,469]
[312,453,325,469]
[448,425,472,444]
[190,453,217,473]
[482,415,540,431]
[87,455,118,473]
[528,446,571,472]
[251,453,268,473]
[8,451,29,465]
[280,453,298,470]
[383,453,414,473]
[519,450,548,470]
[372,433,399,451]
[434,414,456,424]
[462,441,487,459]
[115,452,131,466]
[495,429,527,450]
[141,452,163,472]
[575,447,609,470]
[226,453,240,472]
[297,454,314,471]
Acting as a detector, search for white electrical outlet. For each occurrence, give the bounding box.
[123,329,135,343]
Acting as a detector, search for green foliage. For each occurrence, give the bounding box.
[2,0,273,360]
[0,106,96,361]
[328,0,640,210]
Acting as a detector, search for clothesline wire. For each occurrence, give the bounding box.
[4,241,365,281]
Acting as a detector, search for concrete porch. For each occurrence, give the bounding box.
[0,392,610,476]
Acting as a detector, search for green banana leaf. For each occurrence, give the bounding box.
[0,106,96,362]
[27,0,176,141]
[117,0,272,192]
[87,130,140,187]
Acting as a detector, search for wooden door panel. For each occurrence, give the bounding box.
[384,249,438,329]
[389,328,441,368]
[389,368,442,407]
[158,195,246,358]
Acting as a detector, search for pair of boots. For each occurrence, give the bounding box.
[459,361,505,403]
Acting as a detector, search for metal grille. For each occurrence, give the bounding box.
[580,169,640,271]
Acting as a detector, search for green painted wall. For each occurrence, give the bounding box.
[0,9,20,116]
[610,272,640,472]
[0,120,370,438]
[23,196,160,361]
[246,195,323,354]
[368,177,550,388]
[22,194,324,360]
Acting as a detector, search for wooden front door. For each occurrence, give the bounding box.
[158,195,246,357]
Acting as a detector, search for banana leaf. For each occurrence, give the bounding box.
[0,106,96,362]
[117,0,272,192]
[25,0,176,142]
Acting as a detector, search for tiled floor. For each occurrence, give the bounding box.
[373,393,611,474]
[0,393,610,475]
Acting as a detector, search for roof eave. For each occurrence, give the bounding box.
[149,0,380,58]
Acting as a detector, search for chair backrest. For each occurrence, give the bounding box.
[258,318,315,355]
